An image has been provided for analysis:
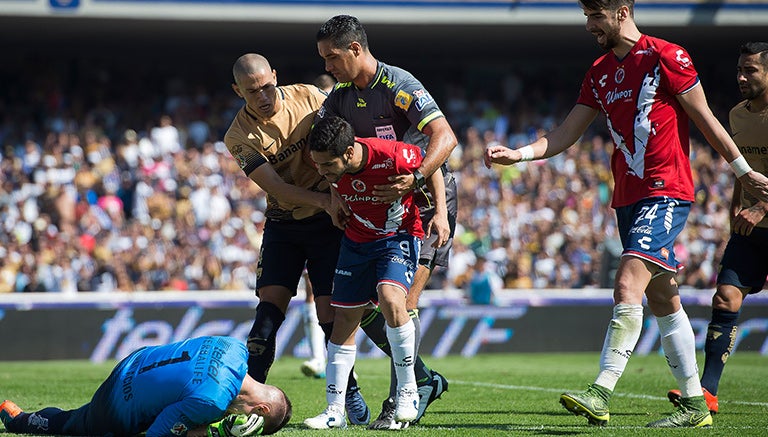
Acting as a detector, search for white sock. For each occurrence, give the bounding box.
[657,308,703,398]
[326,342,356,409]
[595,304,644,391]
[303,302,326,364]
[386,320,417,390]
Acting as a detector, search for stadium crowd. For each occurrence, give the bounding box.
[0,62,734,294]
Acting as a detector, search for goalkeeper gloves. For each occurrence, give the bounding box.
[207,414,264,437]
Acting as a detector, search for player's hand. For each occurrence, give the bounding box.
[372,174,414,204]
[425,212,450,248]
[732,204,767,236]
[207,414,265,437]
[329,188,351,230]
[484,144,519,168]
[738,171,768,205]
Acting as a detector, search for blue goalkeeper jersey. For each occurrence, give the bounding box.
[104,336,247,437]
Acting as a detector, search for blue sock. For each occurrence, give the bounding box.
[701,309,740,395]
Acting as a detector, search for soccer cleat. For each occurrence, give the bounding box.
[345,385,370,425]
[367,398,409,430]
[394,386,419,423]
[559,384,611,426]
[646,395,713,428]
[667,387,718,414]
[0,400,22,428]
[303,404,347,429]
[300,358,326,379]
[414,370,448,423]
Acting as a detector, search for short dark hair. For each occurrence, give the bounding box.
[309,116,355,157]
[261,389,292,435]
[740,42,768,66]
[579,0,634,15]
[316,15,369,51]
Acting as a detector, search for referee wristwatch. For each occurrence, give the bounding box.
[412,170,427,190]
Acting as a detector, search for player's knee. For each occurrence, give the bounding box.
[712,285,744,312]
[256,286,293,312]
[313,295,335,323]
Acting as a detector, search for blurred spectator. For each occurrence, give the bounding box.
[465,257,502,305]
[0,60,736,294]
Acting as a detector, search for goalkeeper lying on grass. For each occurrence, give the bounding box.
[0,336,291,436]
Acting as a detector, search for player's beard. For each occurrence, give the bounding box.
[324,155,353,183]
[597,26,621,51]
[741,82,766,101]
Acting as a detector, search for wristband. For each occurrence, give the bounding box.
[412,170,427,190]
[729,155,752,178]
[518,145,535,162]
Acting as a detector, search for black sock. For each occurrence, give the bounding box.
[246,301,285,383]
[361,307,391,354]
[9,409,72,435]
[701,309,740,395]
[361,308,396,397]
[320,321,359,390]
[409,309,433,386]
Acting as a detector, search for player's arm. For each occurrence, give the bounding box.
[247,162,332,214]
[484,104,598,168]
[329,184,351,229]
[418,117,458,179]
[372,117,457,203]
[424,167,449,248]
[730,177,768,236]
[145,399,221,437]
[677,85,768,203]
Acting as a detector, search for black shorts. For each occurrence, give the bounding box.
[415,171,457,268]
[256,214,343,297]
[717,227,768,294]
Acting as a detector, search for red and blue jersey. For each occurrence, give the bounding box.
[333,137,424,243]
[577,34,698,208]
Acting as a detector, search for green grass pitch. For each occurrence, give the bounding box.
[1,353,767,436]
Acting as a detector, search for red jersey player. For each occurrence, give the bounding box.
[303,115,447,429]
[484,0,768,429]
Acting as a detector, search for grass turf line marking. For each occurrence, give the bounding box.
[452,380,768,408]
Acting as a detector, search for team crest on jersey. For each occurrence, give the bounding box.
[357,98,367,108]
[317,105,326,118]
[412,89,433,111]
[351,179,367,192]
[614,67,625,84]
[170,423,188,435]
[231,145,247,169]
[395,90,412,110]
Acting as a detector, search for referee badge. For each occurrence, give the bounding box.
[395,90,412,110]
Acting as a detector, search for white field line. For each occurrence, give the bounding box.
[452,380,768,408]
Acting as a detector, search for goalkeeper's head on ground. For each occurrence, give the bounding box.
[226,375,292,435]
